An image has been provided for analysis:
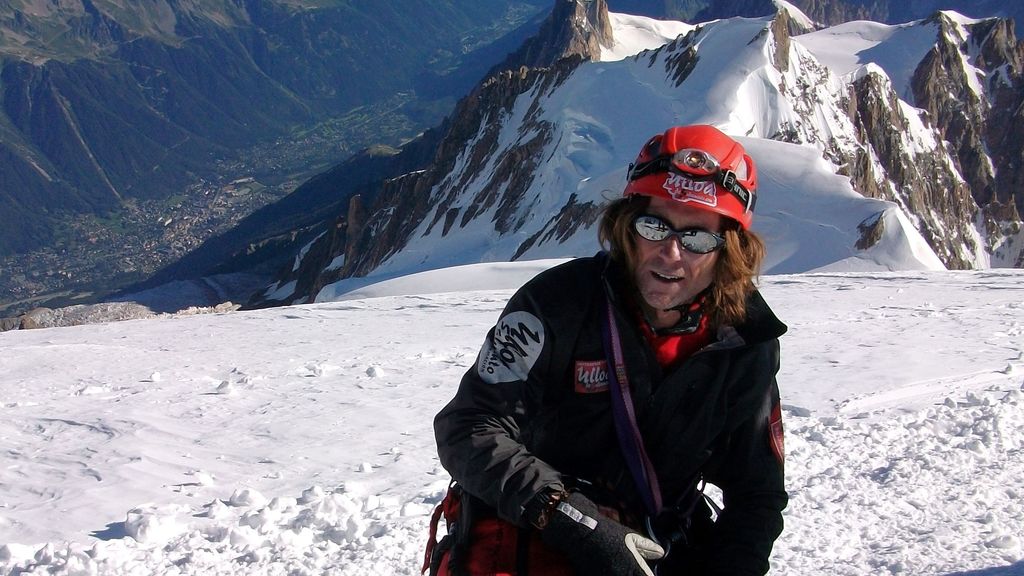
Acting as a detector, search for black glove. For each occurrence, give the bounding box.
[540,491,665,576]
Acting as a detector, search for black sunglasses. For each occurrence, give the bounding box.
[633,214,725,254]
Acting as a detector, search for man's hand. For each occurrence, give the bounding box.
[540,491,665,575]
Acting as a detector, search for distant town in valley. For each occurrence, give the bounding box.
[0,126,352,316]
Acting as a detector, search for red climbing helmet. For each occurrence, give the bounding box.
[623,125,758,229]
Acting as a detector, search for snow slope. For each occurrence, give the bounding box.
[2,262,1023,575]
[599,12,693,62]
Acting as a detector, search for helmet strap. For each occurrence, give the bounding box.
[627,157,755,214]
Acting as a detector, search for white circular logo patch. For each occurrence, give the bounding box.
[477,311,545,384]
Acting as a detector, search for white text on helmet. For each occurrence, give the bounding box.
[662,173,718,207]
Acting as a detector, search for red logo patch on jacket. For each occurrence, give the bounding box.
[768,402,785,465]
[574,360,609,393]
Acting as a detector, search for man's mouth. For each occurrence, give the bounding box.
[652,271,683,282]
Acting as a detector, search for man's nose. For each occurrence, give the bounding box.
[658,235,685,259]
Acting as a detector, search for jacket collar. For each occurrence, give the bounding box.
[597,251,787,347]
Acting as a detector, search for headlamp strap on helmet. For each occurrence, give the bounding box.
[718,170,755,213]
[628,156,756,214]
[626,157,671,182]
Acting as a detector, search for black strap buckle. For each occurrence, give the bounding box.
[718,169,755,213]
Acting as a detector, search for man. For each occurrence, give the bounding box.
[431,125,788,575]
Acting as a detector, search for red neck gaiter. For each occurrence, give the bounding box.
[634,299,713,370]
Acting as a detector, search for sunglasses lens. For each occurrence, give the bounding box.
[634,215,671,242]
[679,230,722,254]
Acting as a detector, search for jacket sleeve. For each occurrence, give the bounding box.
[433,277,567,525]
[702,339,788,576]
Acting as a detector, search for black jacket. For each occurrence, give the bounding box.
[434,254,788,575]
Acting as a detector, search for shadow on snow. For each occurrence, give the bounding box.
[90,522,128,541]
[944,562,1024,576]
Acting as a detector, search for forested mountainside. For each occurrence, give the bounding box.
[0,0,548,312]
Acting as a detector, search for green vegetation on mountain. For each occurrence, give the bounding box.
[0,0,547,309]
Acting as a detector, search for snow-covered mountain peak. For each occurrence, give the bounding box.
[245,7,1021,307]
[599,12,693,62]
[773,0,816,30]
[796,17,940,100]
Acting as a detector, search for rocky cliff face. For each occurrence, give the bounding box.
[493,0,614,71]
[845,69,980,268]
[774,9,1024,268]
[967,18,1024,265]
[907,13,1024,266]
[736,8,1021,269]
[668,9,986,268]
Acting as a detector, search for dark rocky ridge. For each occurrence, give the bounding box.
[911,14,1024,262]
[846,69,979,268]
[695,0,1024,34]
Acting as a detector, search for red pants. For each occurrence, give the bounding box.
[436,518,574,576]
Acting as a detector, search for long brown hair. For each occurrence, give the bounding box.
[598,196,766,328]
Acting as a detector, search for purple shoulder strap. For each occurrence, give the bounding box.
[601,295,663,516]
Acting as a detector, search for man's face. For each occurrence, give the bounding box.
[632,196,723,329]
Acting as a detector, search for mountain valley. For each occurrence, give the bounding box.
[0,0,550,314]
[2,0,1024,323]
